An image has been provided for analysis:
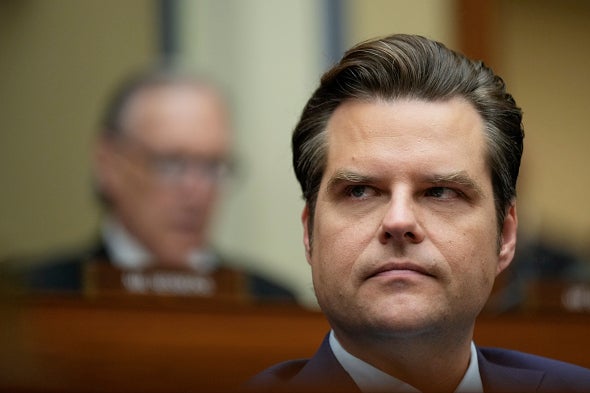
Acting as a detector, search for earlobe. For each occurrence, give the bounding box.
[497,203,518,275]
[302,205,312,265]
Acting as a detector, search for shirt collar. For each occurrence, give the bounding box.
[101,216,218,273]
[329,330,483,392]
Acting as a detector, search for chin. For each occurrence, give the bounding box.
[153,257,187,268]
[152,246,191,267]
[363,303,440,334]
[175,233,205,249]
[348,319,434,341]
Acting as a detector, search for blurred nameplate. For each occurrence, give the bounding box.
[527,279,590,313]
[84,260,247,300]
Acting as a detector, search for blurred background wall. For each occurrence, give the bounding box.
[491,0,590,253]
[0,2,156,260]
[1,0,589,306]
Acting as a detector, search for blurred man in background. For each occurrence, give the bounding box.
[20,68,294,301]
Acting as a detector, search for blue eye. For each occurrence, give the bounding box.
[350,186,366,198]
[426,187,458,199]
[346,185,375,199]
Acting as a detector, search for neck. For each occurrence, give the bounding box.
[334,325,474,392]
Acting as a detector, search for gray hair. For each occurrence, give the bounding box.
[100,67,222,138]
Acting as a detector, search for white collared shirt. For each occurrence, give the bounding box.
[101,216,218,274]
[329,330,483,392]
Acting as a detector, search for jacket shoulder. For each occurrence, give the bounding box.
[480,346,590,372]
[479,347,590,392]
[244,334,359,393]
[243,359,309,392]
[8,242,106,292]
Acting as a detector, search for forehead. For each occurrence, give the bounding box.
[122,84,230,152]
[323,97,489,179]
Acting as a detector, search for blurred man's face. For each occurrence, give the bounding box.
[96,84,231,266]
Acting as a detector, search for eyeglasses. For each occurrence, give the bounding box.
[149,154,231,184]
[114,137,232,185]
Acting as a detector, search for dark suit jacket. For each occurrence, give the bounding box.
[246,334,590,392]
[17,241,295,301]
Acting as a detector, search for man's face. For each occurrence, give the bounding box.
[96,84,231,265]
[303,98,517,342]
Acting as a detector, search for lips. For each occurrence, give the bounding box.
[367,261,434,279]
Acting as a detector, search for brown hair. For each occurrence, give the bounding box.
[292,34,524,236]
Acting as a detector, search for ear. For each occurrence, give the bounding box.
[301,204,312,265]
[496,202,518,275]
[93,136,119,196]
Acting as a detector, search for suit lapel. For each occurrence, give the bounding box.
[290,334,361,392]
[477,346,544,392]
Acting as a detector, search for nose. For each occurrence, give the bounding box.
[175,171,218,204]
[177,162,222,191]
[378,190,425,245]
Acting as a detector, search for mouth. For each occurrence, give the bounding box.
[171,220,200,234]
[367,261,435,280]
[172,212,205,232]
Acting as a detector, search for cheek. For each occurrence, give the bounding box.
[115,172,156,210]
[446,229,499,294]
[318,200,381,243]
[310,249,352,313]
[313,212,371,267]
[131,188,178,230]
[199,188,221,211]
[311,215,348,272]
[310,210,378,299]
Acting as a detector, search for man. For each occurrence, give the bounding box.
[247,34,590,391]
[23,69,293,301]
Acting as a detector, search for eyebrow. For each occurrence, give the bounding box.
[326,169,484,197]
[427,171,484,197]
[326,169,376,193]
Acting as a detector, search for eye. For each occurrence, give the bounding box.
[425,187,459,200]
[345,185,375,200]
[152,156,187,178]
